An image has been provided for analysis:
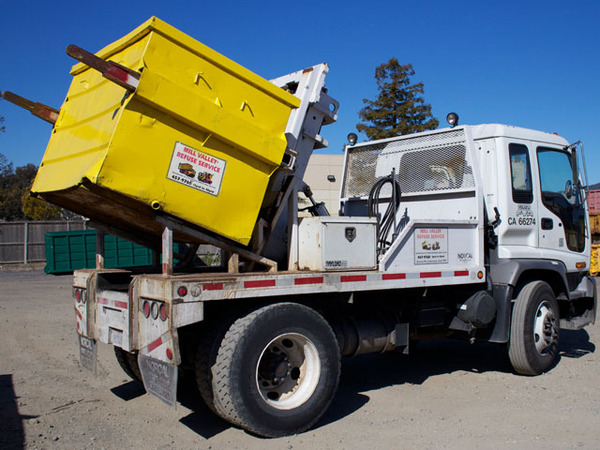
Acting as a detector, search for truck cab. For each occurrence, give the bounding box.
[471,125,594,331]
[340,124,595,349]
[474,124,587,267]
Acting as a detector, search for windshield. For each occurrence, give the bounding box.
[538,149,580,205]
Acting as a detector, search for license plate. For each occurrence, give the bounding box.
[78,335,97,373]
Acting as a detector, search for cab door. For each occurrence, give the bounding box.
[499,142,539,254]
[536,146,586,261]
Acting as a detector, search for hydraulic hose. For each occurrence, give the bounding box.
[368,173,401,255]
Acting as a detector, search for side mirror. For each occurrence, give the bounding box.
[565,180,573,199]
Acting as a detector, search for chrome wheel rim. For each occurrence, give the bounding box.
[533,301,557,355]
[255,333,320,410]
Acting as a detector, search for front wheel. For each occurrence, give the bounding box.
[211,303,341,437]
[508,281,560,375]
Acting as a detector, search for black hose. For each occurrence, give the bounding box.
[367,173,401,255]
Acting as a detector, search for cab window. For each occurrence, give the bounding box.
[509,143,533,204]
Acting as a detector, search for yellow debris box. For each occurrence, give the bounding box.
[32,17,300,245]
[591,244,600,277]
[589,213,600,236]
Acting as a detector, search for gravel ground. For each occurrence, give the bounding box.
[1,270,598,449]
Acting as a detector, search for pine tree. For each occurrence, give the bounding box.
[357,58,439,140]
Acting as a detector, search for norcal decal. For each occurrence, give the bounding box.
[167,142,226,196]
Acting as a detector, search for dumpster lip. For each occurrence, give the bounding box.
[70,16,301,109]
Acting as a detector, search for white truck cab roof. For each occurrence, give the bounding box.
[468,124,569,147]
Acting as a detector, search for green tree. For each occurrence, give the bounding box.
[22,188,62,220]
[357,58,439,140]
[0,153,62,221]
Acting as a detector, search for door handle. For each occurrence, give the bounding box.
[541,218,554,230]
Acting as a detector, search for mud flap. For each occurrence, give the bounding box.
[138,354,178,407]
[78,335,97,374]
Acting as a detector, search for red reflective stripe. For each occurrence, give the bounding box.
[115,300,128,309]
[74,307,82,320]
[147,336,163,352]
[97,297,108,305]
[295,277,324,285]
[203,283,223,291]
[382,273,406,280]
[420,272,441,278]
[341,275,367,283]
[244,279,276,288]
[454,270,469,277]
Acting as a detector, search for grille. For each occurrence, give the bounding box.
[342,129,474,198]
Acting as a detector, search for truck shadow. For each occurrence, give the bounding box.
[112,329,595,439]
[316,328,595,430]
[558,329,595,358]
[177,383,231,439]
[316,338,510,430]
[0,374,37,450]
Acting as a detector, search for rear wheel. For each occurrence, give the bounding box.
[211,303,341,437]
[508,281,560,375]
[114,347,142,382]
[194,319,233,415]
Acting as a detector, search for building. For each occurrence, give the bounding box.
[300,153,344,216]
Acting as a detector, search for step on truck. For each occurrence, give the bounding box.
[4,17,596,438]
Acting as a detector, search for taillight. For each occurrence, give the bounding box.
[151,302,159,320]
[142,301,151,318]
[177,286,187,297]
[74,288,87,304]
[142,299,168,321]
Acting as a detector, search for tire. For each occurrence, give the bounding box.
[194,319,234,415]
[211,303,341,437]
[114,347,142,382]
[508,281,560,376]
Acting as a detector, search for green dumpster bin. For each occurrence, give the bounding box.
[44,230,154,274]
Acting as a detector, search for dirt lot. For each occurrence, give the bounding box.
[1,269,598,449]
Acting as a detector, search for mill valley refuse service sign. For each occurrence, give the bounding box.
[167,142,226,196]
[414,228,448,265]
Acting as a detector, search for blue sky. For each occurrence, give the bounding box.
[1,1,599,181]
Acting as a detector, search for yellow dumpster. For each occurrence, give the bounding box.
[32,17,300,245]
[591,244,600,277]
[589,213,600,236]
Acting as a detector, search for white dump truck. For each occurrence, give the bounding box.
[4,17,596,438]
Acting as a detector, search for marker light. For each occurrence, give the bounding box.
[347,133,358,146]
